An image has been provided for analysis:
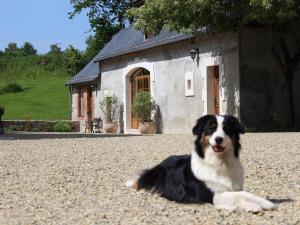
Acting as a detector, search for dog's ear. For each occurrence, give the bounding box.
[225,115,245,134]
[192,115,212,135]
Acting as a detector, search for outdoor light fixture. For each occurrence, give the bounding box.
[190,48,199,61]
[90,84,98,97]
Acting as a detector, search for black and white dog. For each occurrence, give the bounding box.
[126,115,276,212]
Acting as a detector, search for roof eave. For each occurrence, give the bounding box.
[65,75,100,86]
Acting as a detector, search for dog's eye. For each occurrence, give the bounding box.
[205,125,216,133]
[209,124,217,130]
[211,123,217,128]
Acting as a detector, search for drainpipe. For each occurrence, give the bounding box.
[69,85,72,120]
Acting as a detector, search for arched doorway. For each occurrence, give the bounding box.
[130,68,150,129]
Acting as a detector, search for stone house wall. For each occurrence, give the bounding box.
[94,33,239,134]
[240,27,300,130]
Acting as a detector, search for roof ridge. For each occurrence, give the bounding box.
[95,32,192,62]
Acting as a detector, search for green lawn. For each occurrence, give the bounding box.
[0,76,70,120]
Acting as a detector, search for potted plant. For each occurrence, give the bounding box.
[0,106,5,134]
[100,94,119,133]
[132,91,156,134]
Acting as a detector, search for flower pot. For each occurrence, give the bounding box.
[103,122,118,133]
[138,122,156,134]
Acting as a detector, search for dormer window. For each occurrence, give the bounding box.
[144,31,154,40]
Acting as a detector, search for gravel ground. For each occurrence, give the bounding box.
[0,133,299,225]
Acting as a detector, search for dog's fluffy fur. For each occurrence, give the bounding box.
[126,115,276,212]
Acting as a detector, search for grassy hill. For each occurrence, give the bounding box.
[0,55,71,120]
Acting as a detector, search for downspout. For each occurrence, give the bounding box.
[238,28,242,121]
[69,85,72,120]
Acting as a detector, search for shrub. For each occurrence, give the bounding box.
[132,91,156,122]
[8,125,19,131]
[0,106,4,121]
[53,122,72,132]
[1,82,23,94]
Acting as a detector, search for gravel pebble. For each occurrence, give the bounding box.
[0,133,299,225]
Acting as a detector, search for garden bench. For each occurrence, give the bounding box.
[85,118,102,133]
[92,117,102,133]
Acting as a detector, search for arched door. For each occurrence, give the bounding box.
[131,68,150,129]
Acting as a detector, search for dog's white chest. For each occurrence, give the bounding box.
[191,149,244,193]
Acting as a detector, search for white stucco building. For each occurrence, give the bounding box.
[66,26,240,133]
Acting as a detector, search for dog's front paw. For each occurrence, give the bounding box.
[213,192,277,212]
[238,199,262,212]
[240,192,277,211]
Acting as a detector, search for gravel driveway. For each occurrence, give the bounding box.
[0,133,299,225]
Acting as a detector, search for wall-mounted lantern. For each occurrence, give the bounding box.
[190,48,199,61]
[91,84,98,96]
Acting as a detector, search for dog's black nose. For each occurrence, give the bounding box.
[215,137,223,144]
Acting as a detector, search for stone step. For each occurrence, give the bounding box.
[125,129,141,134]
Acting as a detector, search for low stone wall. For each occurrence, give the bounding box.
[1,120,80,132]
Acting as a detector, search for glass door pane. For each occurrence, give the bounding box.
[137,79,143,92]
[144,77,149,92]
[131,70,151,129]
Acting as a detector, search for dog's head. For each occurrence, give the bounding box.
[192,115,244,158]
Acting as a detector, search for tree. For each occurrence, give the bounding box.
[83,26,119,63]
[48,43,62,55]
[4,42,21,57]
[128,0,300,128]
[0,50,5,72]
[69,0,131,61]
[21,42,37,56]
[69,0,130,30]
[128,0,298,34]
[64,45,84,76]
[44,43,64,71]
[83,35,97,62]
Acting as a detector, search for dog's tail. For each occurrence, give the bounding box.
[126,165,165,192]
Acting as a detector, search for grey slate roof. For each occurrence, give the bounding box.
[94,26,193,62]
[67,26,193,85]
